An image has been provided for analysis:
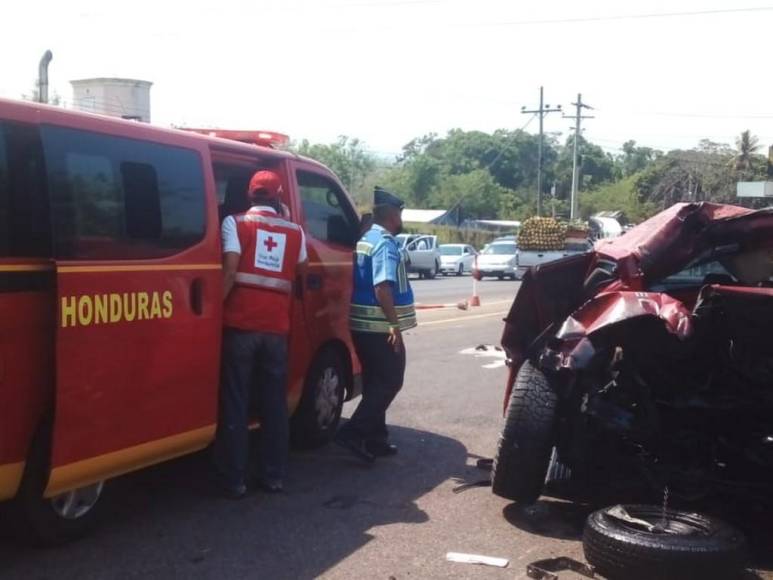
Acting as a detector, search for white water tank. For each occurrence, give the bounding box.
[70,78,152,122]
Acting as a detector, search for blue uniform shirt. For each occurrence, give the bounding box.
[349,225,417,333]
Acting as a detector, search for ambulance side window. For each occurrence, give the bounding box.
[296,170,358,247]
[42,126,206,260]
[0,122,51,257]
[213,163,254,222]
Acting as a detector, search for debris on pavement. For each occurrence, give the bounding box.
[526,556,595,580]
[446,552,509,568]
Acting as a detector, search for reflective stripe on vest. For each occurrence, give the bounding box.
[234,272,292,293]
[348,303,417,333]
[235,214,301,231]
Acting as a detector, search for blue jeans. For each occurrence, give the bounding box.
[214,328,289,488]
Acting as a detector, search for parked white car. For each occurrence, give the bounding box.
[473,241,518,280]
[396,234,442,279]
[439,244,477,276]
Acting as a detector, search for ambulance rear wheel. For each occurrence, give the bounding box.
[291,349,346,450]
[13,422,106,545]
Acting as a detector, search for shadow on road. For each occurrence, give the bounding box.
[0,424,468,579]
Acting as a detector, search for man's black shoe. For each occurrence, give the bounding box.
[217,481,248,500]
[252,478,284,493]
[366,441,398,457]
[334,433,376,463]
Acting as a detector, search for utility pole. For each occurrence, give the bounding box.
[522,86,562,216]
[564,93,594,221]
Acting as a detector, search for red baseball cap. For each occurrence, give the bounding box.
[247,170,283,202]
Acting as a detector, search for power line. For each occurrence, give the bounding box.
[468,5,773,27]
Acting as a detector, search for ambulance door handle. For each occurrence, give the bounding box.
[190,278,204,315]
[306,274,323,291]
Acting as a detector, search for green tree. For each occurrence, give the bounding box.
[618,140,661,177]
[733,130,760,180]
[294,136,377,199]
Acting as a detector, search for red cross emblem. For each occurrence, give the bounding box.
[263,236,278,252]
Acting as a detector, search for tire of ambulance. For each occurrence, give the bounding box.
[13,422,106,546]
[491,361,557,503]
[290,348,347,450]
[424,262,438,280]
[583,505,748,580]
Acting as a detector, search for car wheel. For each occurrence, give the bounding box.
[425,262,437,280]
[583,505,748,580]
[456,264,463,276]
[497,274,504,280]
[508,274,516,280]
[12,422,106,545]
[291,348,347,450]
[491,361,557,502]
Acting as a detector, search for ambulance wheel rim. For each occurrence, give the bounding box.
[50,481,104,520]
[316,366,340,427]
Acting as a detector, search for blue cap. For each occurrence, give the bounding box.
[374,186,404,210]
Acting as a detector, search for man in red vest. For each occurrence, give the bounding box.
[214,170,307,499]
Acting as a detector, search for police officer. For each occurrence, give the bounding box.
[336,186,416,462]
[214,170,307,498]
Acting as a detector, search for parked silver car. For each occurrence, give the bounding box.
[473,241,518,280]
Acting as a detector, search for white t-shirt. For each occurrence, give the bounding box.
[221,206,308,263]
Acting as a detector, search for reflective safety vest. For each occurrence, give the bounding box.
[349,225,417,333]
[223,208,303,334]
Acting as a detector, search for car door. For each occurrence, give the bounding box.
[293,164,359,353]
[43,125,221,496]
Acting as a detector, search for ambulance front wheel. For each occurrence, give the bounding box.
[291,348,347,450]
[13,421,106,545]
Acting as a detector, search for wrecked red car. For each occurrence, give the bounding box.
[492,202,773,505]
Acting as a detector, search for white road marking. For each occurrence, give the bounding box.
[459,345,507,369]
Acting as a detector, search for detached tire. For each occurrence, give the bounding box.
[583,505,748,580]
[291,348,347,450]
[491,361,557,502]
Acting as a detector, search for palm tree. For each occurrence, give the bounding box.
[733,130,760,173]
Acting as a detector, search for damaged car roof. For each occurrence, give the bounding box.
[594,202,773,282]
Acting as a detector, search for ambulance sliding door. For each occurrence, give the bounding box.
[43,125,221,496]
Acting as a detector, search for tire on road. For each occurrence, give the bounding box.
[12,422,106,545]
[583,505,748,580]
[424,261,438,280]
[456,264,463,276]
[491,361,557,502]
[291,347,347,450]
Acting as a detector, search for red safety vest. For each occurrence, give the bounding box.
[223,208,304,334]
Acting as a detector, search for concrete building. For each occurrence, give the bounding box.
[70,78,152,122]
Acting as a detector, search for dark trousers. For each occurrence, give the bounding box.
[340,331,407,444]
[213,328,289,487]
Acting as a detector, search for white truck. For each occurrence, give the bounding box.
[515,239,594,279]
[396,234,442,279]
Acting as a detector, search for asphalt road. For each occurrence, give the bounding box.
[2,275,772,579]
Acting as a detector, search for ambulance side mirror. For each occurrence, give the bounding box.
[360,213,373,235]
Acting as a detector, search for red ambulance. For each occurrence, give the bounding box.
[0,97,362,543]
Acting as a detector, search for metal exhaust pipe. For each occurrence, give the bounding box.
[38,50,53,104]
